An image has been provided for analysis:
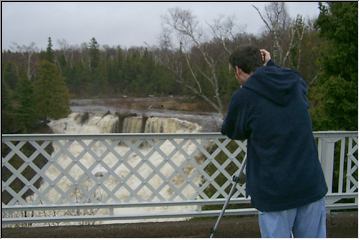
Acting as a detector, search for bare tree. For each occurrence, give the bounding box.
[79,42,90,69]
[159,8,244,115]
[253,2,306,67]
[57,38,75,68]
[284,15,306,69]
[10,42,38,80]
[207,15,243,56]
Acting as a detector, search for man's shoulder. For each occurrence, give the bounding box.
[231,87,253,101]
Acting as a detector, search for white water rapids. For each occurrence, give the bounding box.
[10,112,210,226]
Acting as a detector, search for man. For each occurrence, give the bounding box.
[221,46,328,238]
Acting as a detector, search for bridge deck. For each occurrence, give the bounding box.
[2,211,357,238]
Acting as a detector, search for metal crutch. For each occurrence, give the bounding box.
[209,156,247,238]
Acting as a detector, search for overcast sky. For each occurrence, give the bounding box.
[2,2,320,50]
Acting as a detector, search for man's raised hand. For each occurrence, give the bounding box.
[260,49,271,66]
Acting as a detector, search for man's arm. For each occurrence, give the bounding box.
[221,90,250,141]
[265,59,278,67]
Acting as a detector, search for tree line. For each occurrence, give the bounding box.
[2,2,357,133]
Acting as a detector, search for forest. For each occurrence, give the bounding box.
[2,2,358,133]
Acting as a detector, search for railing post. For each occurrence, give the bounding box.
[318,138,338,194]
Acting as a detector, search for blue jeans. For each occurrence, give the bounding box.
[258,197,326,238]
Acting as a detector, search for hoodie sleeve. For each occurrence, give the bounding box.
[266,59,280,68]
[221,89,250,140]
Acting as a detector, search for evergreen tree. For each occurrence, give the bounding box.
[33,60,70,120]
[311,2,357,130]
[2,62,20,133]
[14,72,38,132]
[46,37,55,63]
[89,37,100,71]
[2,81,17,133]
[3,62,19,90]
[87,37,108,96]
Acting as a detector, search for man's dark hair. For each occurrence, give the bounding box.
[229,46,263,74]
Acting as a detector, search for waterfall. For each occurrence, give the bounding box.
[145,117,201,133]
[48,112,202,134]
[89,114,119,133]
[122,116,144,133]
[48,112,120,134]
[11,111,206,226]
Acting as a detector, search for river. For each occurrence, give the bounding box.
[6,97,222,226]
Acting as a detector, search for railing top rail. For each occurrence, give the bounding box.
[1,131,357,140]
[1,132,224,141]
[313,131,358,138]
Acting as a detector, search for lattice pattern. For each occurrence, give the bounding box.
[347,137,358,192]
[2,135,246,206]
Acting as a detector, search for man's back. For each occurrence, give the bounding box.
[221,60,327,212]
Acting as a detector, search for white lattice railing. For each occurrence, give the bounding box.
[1,132,358,226]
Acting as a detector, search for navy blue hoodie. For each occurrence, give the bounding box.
[221,60,327,212]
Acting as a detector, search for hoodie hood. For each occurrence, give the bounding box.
[243,65,299,106]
